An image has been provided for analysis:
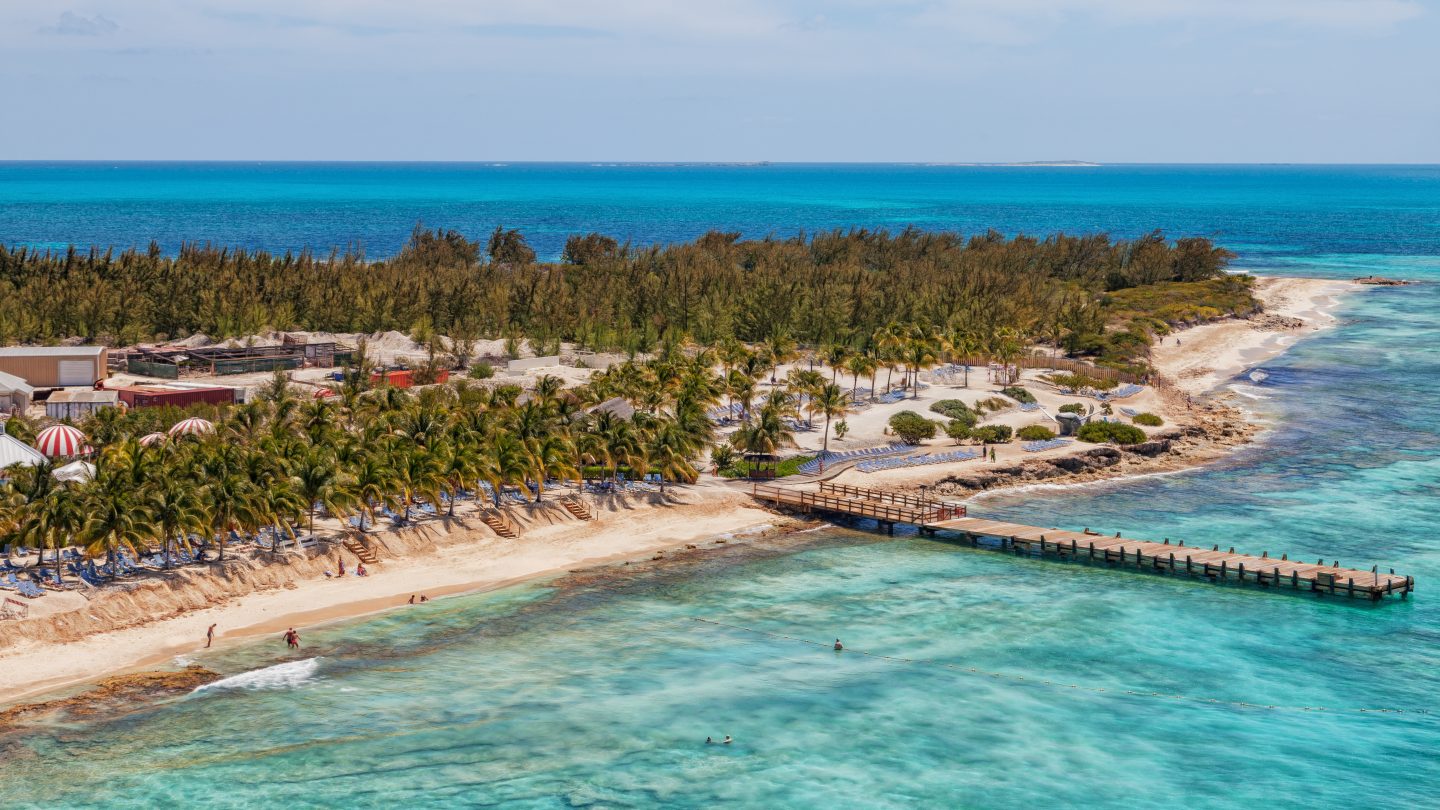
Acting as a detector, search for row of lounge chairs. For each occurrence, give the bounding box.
[928,364,973,386]
[0,574,45,599]
[1019,402,1042,412]
[856,450,981,473]
[1022,439,1073,453]
[797,443,912,475]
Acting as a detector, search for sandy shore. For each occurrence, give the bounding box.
[1151,275,1353,396]
[0,487,784,705]
[0,275,1358,707]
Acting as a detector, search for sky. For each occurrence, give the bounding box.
[1,1,1437,162]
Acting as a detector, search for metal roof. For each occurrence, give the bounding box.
[0,432,45,469]
[0,371,33,395]
[46,389,120,404]
[0,346,105,357]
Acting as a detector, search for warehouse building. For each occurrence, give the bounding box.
[0,346,109,388]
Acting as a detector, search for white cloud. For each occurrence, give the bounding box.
[39,11,120,36]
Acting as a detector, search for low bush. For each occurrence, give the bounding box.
[889,411,938,444]
[975,397,1011,413]
[929,399,974,421]
[1132,412,1164,426]
[1076,421,1147,445]
[971,424,1013,443]
[1016,425,1056,441]
[945,420,971,442]
[1058,403,1086,415]
[1001,386,1036,404]
[468,361,495,380]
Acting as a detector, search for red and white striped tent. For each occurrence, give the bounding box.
[168,416,215,437]
[34,425,86,458]
[138,432,168,447]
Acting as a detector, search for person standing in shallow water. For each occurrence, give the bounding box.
[283,628,301,650]
[206,623,217,648]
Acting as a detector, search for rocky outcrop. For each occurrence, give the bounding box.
[0,664,220,730]
[912,402,1255,496]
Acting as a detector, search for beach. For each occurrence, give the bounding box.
[0,275,1359,708]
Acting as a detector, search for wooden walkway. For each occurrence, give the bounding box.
[751,483,1414,601]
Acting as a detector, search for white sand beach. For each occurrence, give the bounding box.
[0,275,1360,707]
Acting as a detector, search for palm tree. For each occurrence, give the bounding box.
[646,420,698,493]
[290,450,354,536]
[348,455,397,530]
[492,433,535,505]
[436,440,478,516]
[79,473,152,566]
[812,382,853,472]
[903,330,941,398]
[762,331,797,385]
[391,444,446,521]
[145,478,207,568]
[19,484,83,581]
[525,433,578,502]
[202,472,261,561]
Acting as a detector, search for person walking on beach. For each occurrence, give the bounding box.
[283,628,301,650]
[989,447,997,463]
[206,623,217,648]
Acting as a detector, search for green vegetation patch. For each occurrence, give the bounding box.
[888,411,938,444]
[1076,421,1147,445]
[1000,386,1036,404]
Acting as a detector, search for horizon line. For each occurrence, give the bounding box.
[3,160,1440,167]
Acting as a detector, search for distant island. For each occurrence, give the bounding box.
[924,161,1102,167]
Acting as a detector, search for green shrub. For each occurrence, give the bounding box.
[834,420,850,439]
[468,361,495,380]
[945,420,971,442]
[888,411,938,444]
[1058,403,1085,415]
[1132,412,1164,427]
[1016,425,1056,441]
[1001,386,1036,404]
[929,399,973,420]
[975,397,1011,413]
[1076,421,1147,445]
[971,424,1013,443]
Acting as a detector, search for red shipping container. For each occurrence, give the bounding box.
[116,386,237,408]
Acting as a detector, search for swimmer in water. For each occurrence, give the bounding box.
[722,736,732,745]
[834,639,844,651]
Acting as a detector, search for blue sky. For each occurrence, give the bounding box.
[2,1,1436,162]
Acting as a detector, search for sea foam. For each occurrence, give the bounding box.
[194,658,321,693]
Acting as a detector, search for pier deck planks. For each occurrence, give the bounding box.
[751,484,1413,600]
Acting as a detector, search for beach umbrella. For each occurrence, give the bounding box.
[34,424,86,458]
[168,416,215,437]
[139,432,168,447]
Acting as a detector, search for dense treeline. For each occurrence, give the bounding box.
[0,227,1236,358]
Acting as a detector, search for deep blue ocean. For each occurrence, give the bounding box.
[2,164,1438,808]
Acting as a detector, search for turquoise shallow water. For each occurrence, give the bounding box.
[2,165,1439,807]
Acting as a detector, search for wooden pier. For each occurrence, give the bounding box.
[751,483,1414,601]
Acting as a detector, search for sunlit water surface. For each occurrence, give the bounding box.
[2,165,1438,807]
